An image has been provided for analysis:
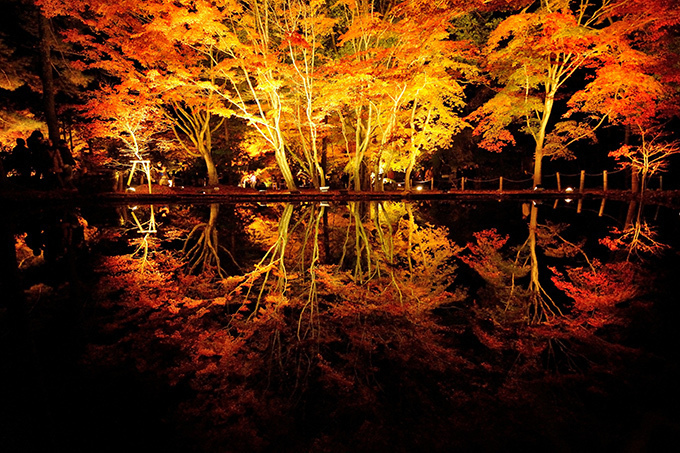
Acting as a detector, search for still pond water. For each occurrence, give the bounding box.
[2,197,680,452]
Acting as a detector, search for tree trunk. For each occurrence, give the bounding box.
[203,151,219,186]
[527,203,541,322]
[37,13,59,144]
[405,146,419,191]
[532,92,555,187]
[533,148,544,188]
[624,125,640,194]
[321,134,328,187]
[631,170,640,194]
[276,146,296,190]
[624,200,637,229]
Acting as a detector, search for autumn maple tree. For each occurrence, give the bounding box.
[610,129,680,195]
[36,0,234,185]
[321,1,477,191]
[27,0,679,191]
[0,0,93,147]
[78,82,169,162]
[470,0,680,187]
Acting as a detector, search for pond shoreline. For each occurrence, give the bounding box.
[3,184,680,208]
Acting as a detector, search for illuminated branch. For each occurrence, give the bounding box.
[610,129,680,195]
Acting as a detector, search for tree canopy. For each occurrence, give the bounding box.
[0,0,677,191]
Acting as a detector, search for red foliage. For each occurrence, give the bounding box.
[550,261,642,328]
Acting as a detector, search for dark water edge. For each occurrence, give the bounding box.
[1,197,679,453]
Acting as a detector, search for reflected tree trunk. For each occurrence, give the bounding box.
[339,201,376,283]
[183,203,238,277]
[239,204,295,315]
[338,202,401,300]
[617,201,667,261]
[520,204,562,324]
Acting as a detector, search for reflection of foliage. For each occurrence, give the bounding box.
[462,205,601,324]
[601,223,668,259]
[398,204,462,291]
[228,200,465,340]
[550,261,643,329]
[537,222,589,264]
[338,201,407,295]
[74,200,672,451]
[129,233,161,270]
[14,233,45,269]
[339,201,382,284]
[125,205,159,270]
[83,200,470,449]
[460,228,527,289]
[460,228,528,301]
[600,221,668,262]
[88,249,466,449]
[233,204,296,319]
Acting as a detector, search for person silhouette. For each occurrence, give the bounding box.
[12,138,32,185]
[26,130,51,187]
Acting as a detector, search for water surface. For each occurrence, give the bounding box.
[2,198,679,452]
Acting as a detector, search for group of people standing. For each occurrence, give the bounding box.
[7,130,76,189]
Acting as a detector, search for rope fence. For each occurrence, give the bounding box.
[432,168,666,192]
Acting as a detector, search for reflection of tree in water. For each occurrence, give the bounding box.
[601,200,668,261]
[233,204,294,314]
[77,200,675,451]
[231,201,462,337]
[182,203,241,278]
[462,202,605,324]
[520,203,597,324]
[339,201,399,290]
[127,205,159,269]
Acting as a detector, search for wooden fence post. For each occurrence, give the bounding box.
[603,170,608,192]
[579,170,585,193]
[461,177,465,191]
[660,175,663,191]
[499,177,503,192]
[599,198,606,217]
[556,172,561,191]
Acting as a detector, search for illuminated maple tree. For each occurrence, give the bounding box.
[0,0,92,147]
[37,0,232,185]
[79,83,169,161]
[325,1,476,190]
[29,0,680,190]
[470,0,680,187]
[215,0,336,189]
[609,129,680,195]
